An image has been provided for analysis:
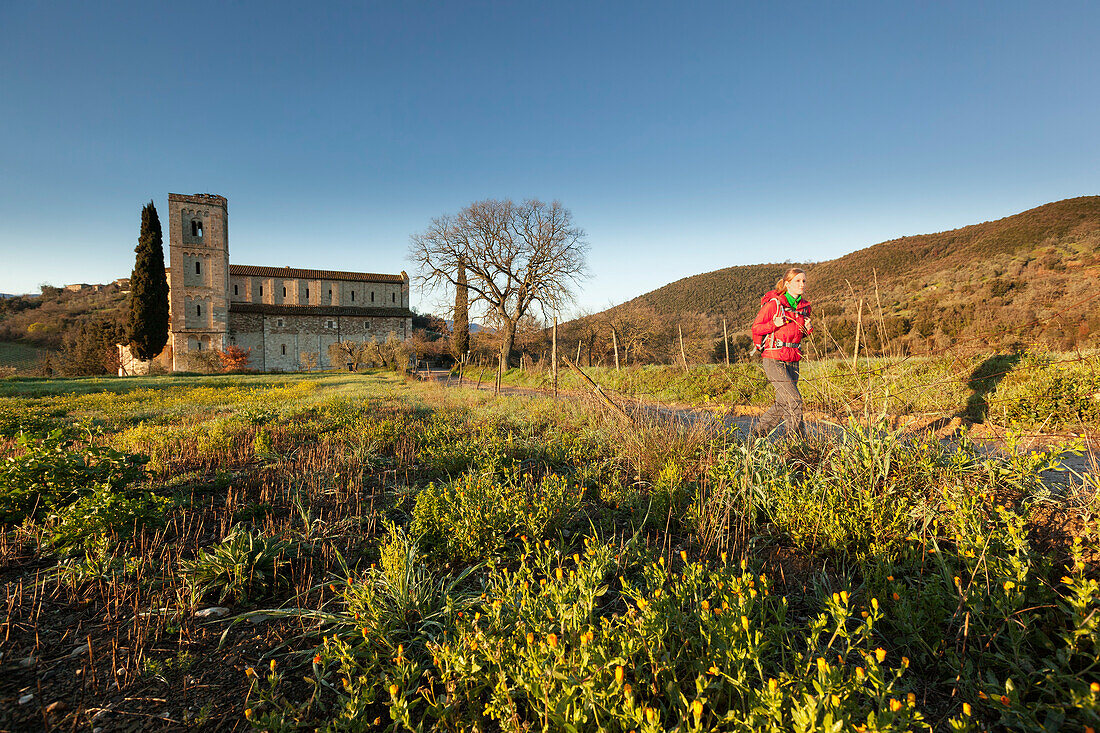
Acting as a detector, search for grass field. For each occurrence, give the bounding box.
[1,371,1097,731]
[488,350,1100,432]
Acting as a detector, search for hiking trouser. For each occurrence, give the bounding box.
[754,358,804,437]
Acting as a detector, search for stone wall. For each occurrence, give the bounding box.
[228,308,413,371]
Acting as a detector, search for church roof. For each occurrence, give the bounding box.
[230,303,415,318]
[229,265,405,283]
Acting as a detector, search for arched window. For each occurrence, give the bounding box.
[233,284,238,295]
[259,285,264,296]
[305,287,310,299]
[195,261,201,275]
[283,286,287,297]
[281,344,286,356]
[191,220,203,238]
[196,304,202,317]
[371,291,375,303]
[392,292,396,303]
[351,291,355,302]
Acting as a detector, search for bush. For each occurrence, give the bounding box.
[0,430,147,525]
[180,527,293,603]
[410,470,583,563]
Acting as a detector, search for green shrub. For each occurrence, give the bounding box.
[410,470,583,563]
[45,484,171,555]
[180,527,292,603]
[0,430,147,524]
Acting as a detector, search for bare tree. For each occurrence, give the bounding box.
[409,199,589,366]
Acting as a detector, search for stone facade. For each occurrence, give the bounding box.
[165,193,412,372]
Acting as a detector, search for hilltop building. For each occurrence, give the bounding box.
[120,193,412,373]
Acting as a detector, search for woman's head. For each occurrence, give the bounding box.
[775,268,806,297]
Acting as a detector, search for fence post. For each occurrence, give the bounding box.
[723,318,730,366]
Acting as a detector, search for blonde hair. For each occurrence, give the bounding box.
[774,268,806,295]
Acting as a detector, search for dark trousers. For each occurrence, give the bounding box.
[753,358,804,438]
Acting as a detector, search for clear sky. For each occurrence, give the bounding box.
[2,1,1098,315]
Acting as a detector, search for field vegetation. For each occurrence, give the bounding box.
[1,371,1097,731]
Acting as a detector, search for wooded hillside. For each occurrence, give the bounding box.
[557,196,1100,365]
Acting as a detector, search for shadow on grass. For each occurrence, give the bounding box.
[962,352,1023,423]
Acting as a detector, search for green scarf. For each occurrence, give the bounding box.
[784,292,801,310]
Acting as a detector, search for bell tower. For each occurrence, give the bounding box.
[167,193,229,371]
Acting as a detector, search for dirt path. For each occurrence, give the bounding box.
[420,369,1096,487]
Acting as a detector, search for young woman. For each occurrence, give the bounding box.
[750,268,812,438]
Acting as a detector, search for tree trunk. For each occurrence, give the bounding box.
[499,319,517,367]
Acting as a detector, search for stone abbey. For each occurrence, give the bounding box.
[126,193,413,373]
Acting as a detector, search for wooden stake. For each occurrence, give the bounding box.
[612,329,620,371]
[576,340,582,366]
[552,317,558,398]
[561,355,633,422]
[722,318,730,366]
[853,299,863,372]
[679,325,688,371]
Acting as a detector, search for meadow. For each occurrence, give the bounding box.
[489,349,1100,432]
[0,370,1097,731]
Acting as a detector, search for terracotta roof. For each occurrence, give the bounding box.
[230,303,414,318]
[229,265,404,283]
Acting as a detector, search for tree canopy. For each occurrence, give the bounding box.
[409,198,588,365]
[127,201,169,360]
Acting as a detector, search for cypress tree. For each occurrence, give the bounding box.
[127,201,169,360]
[451,258,469,361]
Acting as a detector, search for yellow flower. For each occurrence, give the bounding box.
[547,633,559,648]
[840,591,849,605]
[573,553,580,564]
[832,592,840,604]
[861,611,869,618]
[1091,682,1100,693]
[526,632,535,645]
[244,708,253,719]
[907,693,916,705]
[245,667,256,678]
[645,707,658,725]
[623,683,633,699]
[768,678,778,692]
[889,698,902,712]
[886,575,894,582]
[269,659,277,672]
[700,600,710,611]
[555,567,563,581]
[871,597,879,611]
[901,656,909,668]
[999,695,1010,706]
[830,694,840,706]
[741,615,750,632]
[892,592,900,601]
[962,702,972,716]
[721,552,727,563]
[389,684,399,697]
[615,666,625,684]
[875,648,887,663]
[855,666,865,679]
[681,550,689,563]
[691,699,703,719]
[1003,581,1015,591]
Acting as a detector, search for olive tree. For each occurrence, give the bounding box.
[409,199,588,367]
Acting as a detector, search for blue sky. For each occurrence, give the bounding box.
[2,1,1098,314]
